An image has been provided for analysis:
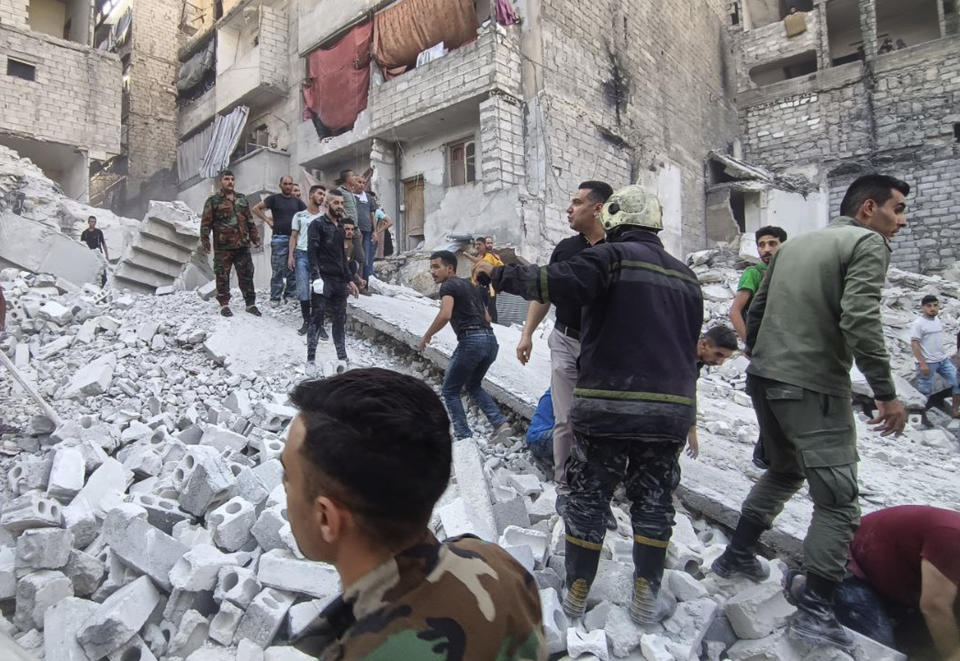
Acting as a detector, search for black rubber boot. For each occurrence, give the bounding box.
[562,536,601,619]
[712,516,770,581]
[786,572,855,652]
[630,539,676,624]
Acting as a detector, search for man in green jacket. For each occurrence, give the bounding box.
[711,174,909,652]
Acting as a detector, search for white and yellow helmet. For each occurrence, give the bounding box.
[599,185,663,232]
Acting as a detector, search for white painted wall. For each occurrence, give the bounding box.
[28,0,65,39]
[755,187,830,240]
[216,17,261,112]
[638,161,684,260]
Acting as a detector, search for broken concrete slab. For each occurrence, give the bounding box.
[77,575,160,659]
[64,353,117,399]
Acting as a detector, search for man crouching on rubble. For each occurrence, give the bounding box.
[281,368,547,660]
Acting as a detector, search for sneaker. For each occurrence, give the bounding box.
[220,306,233,317]
[297,323,308,335]
[305,361,317,377]
[711,547,770,582]
[491,421,513,445]
[246,305,262,317]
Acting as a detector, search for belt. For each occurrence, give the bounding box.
[555,322,580,341]
[461,328,493,336]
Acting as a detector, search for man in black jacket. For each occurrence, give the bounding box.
[305,189,358,375]
[474,185,703,626]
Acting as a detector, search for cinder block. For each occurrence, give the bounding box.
[666,568,709,601]
[566,627,609,660]
[43,596,99,661]
[77,575,161,658]
[0,546,16,599]
[257,549,340,599]
[208,497,256,552]
[124,492,192,534]
[209,600,244,645]
[62,495,99,548]
[73,457,135,518]
[500,526,549,568]
[16,527,73,569]
[175,446,236,516]
[492,496,531,533]
[234,587,296,648]
[65,353,117,398]
[1,491,63,532]
[102,507,187,591]
[724,581,796,639]
[9,456,52,495]
[214,565,261,609]
[62,549,105,597]
[538,588,568,655]
[47,446,85,501]
[167,609,209,657]
[251,505,287,552]
[170,544,241,592]
[201,425,249,453]
[163,588,217,628]
[14,569,74,630]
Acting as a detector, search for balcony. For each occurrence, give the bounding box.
[297,0,385,54]
[179,87,215,137]
[228,147,291,199]
[0,24,121,155]
[214,0,287,114]
[299,23,521,167]
[738,9,821,91]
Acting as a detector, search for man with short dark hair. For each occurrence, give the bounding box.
[475,185,703,626]
[350,174,377,282]
[342,219,367,295]
[80,216,109,260]
[464,236,504,323]
[687,325,740,459]
[305,189,359,375]
[283,369,546,659]
[712,173,910,652]
[201,170,261,317]
[516,181,610,505]
[253,175,307,304]
[911,294,959,417]
[419,250,511,442]
[289,185,326,335]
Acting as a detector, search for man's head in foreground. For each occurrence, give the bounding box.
[754,226,786,265]
[840,174,910,241]
[283,369,452,564]
[698,325,739,366]
[567,180,613,233]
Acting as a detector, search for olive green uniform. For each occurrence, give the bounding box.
[742,216,895,584]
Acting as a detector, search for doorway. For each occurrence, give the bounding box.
[403,176,425,251]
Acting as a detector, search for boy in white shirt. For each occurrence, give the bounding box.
[910,294,959,417]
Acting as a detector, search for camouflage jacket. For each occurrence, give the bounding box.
[200,189,259,251]
[296,533,547,661]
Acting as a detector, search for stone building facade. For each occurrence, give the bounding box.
[733,0,960,273]
[0,0,121,201]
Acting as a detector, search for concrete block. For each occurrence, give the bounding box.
[567,628,609,660]
[0,546,16,600]
[248,436,285,464]
[125,492,192,534]
[214,565,261,609]
[77,575,161,658]
[438,497,497,542]
[163,588,218,627]
[665,568,709,602]
[527,483,558,524]
[106,635,157,661]
[209,601,244,645]
[8,457,51,496]
[238,638,266,661]
[15,527,73,569]
[224,390,254,418]
[175,447,236,516]
[142,622,174,658]
[74,457,134,518]
[62,549,105,597]
[62,495,99,548]
[264,647,315,661]
[257,549,340,599]
[1,491,63,532]
[201,426,249,453]
[14,569,74,630]
[44,596,99,661]
[640,633,673,661]
[534,567,563,594]
[726,629,804,661]
[103,508,188,591]
[603,605,655,658]
[170,544,241,592]
[662,596,718,659]
[234,587,296,648]
[502,544,535,574]
[253,459,284,492]
[47,446,85,501]
[65,353,117,398]
[492,496,531,534]
[168,610,209,657]
[286,598,332,640]
[507,473,542,496]
[451,439,498,541]
[500,525,549,568]
[208,497,257,552]
[724,581,796,639]
[845,626,906,661]
[121,444,163,478]
[173,521,214,547]
[37,300,73,325]
[232,466,270,507]
[587,560,634,608]
[39,334,75,359]
[198,280,218,300]
[538,588,568,656]
[251,506,287,551]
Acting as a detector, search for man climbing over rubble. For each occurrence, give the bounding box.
[305,189,358,376]
[283,368,546,659]
[288,184,326,335]
[474,185,703,626]
[687,325,740,458]
[516,181,610,514]
[711,174,910,653]
[200,170,261,318]
[911,294,960,417]
[419,250,512,442]
[252,175,307,305]
[80,216,109,261]
[730,225,787,469]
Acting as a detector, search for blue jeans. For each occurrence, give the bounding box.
[361,230,374,281]
[916,359,960,395]
[270,236,295,301]
[442,331,505,439]
[835,575,896,649]
[293,250,311,302]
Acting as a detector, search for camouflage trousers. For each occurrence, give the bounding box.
[213,248,256,307]
[565,434,683,547]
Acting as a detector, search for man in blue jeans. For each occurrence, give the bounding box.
[289,185,326,335]
[911,294,960,417]
[419,250,512,442]
[253,175,306,303]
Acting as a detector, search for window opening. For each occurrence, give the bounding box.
[447,140,476,187]
[6,59,36,81]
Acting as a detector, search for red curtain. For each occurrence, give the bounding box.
[372,0,479,78]
[303,22,373,132]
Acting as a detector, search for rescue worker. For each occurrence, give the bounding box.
[711,174,910,652]
[474,185,703,625]
[200,170,261,317]
[284,369,546,659]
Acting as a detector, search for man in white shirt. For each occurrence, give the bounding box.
[911,294,959,417]
[288,185,326,335]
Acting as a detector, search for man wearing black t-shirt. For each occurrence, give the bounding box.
[419,251,511,442]
[253,175,306,303]
[516,181,610,498]
[80,216,109,260]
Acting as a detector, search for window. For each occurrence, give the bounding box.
[954,123,960,143]
[6,58,36,81]
[448,140,476,187]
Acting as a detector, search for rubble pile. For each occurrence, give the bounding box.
[0,239,954,659]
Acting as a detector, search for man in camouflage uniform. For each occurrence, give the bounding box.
[282,369,546,660]
[200,169,262,317]
[475,185,703,626]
